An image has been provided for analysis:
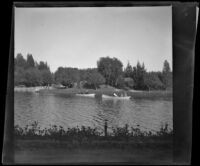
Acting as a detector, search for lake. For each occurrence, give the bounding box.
[14,91,172,133]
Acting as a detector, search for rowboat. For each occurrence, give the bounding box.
[76,93,95,97]
[102,94,131,100]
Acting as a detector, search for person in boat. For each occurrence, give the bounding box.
[113,93,118,97]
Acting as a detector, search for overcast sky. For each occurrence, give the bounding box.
[15,7,172,72]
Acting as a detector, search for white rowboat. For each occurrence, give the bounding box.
[102,94,131,100]
[76,93,95,97]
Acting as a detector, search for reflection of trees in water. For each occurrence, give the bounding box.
[16,93,172,134]
[94,98,123,132]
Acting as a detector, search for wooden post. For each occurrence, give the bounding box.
[125,124,129,142]
[104,120,108,137]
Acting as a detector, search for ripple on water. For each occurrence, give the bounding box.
[14,92,173,132]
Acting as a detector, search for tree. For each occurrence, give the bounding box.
[26,54,35,68]
[54,67,80,87]
[144,72,165,90]
[36,61,52,86]
[132,61,146,90]
[54,67,67,85]
[162,60,171,73]
[15,53,27,68]
[124,77,134,89]
[40,70,53,86]
[97,56,123,87]
[161,60,172,90]
[38,61,49,71]
[79,69,88,81]
[24,68,42,87]
[14,53,54,87]
[124,61,132,78]
[85,71,105,89]
[115,75,125,89]
[14,66,26,85]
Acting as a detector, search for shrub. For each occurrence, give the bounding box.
[14,122,173,142]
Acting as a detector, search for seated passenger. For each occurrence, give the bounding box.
[113,93,118,97]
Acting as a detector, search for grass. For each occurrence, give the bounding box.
[15,121,173,148]
[14,122,173,164]
[14,144,173,164]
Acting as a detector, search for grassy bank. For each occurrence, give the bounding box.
[14,122,173,164]
[15,122,173,148]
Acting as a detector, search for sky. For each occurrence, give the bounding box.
[15,7,172,72]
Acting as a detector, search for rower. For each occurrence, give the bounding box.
[113,93,118,97]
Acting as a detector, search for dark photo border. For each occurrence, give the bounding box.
[2,1,198,165]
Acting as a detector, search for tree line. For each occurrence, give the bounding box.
[15,53,172,90]
[15,53,53,87]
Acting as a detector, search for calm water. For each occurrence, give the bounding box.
[14,92,172,133]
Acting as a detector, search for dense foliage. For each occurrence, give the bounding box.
[14,121,173,141]
[15,53,52,87]
[54,67,105,89]
[97,57,123,87]
[15,54,172,90]
[123,60,172,90]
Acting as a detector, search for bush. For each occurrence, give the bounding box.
[124,77,134,88]
[115,75,125,89]
[144,72,165,90]
[24,68,42,87]
[14,122,173,142]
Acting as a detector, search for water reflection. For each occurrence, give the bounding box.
[95,99,122,131]
[14,92,173,133]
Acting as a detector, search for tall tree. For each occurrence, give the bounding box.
[15,53,27,68]
[38,61,49,71]
[162,60,172,89]
[162,60,171,73]
[97,56,123,86]
[132,61,146,90]
[26,54,35,68]
[124,61,132,78]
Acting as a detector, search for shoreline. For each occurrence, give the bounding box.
[14,86,172,98]
[15,122,173,150]
[14,86,53,92]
